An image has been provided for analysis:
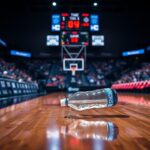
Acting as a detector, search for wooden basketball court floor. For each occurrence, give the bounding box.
[0,92,150,150]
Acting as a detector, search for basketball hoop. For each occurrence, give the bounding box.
[62,45,86,77]
[71,66,77,76]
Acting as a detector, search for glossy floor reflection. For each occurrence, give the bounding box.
[0,95,39,109]
[46,120,119,150]
[0,92,150,150]
[60,120,119,141]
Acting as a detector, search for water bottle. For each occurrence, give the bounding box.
[60,88,118,111]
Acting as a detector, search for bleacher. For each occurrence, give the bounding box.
[0,58,40,108]
[112,63,150,93]
[1,56,150,99]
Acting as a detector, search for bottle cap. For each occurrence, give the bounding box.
[60,98,68,107]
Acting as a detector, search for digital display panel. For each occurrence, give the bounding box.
[51,13,99,31]
[46,35,59,46]
[61,31,89,46]
[92,35,104,46]
[122,49,145,56]
[90,15,99,31]
[61,13,90,30]
[51,14,61,31]
[50,13,101,46]
[10,50,31,58]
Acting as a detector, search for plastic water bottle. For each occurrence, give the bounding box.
[60,88,118,111]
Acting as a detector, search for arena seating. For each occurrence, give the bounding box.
[0,58,34,82]
[0,58,39,102]
[1,57,150,93]
[44,59,128,89]
[114,63,150,83]
[112,80,150,90]
[112,63,150,92]
[0,78,39,97]
[0,57,129,88]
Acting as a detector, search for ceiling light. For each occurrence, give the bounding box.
[93,2,98,7]
[52,2,57,7]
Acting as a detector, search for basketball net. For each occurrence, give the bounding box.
[71,66,77,76]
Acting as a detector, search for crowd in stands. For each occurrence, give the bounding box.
[47,75,66,88]
[29,59,128,88]
[115,63,150,84]
[1,57,150,89]
[0,58,33,83]
[83,59,128,87]
[25,60,52,78]
[24,60,67,88]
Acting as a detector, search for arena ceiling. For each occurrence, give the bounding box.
[0,0,149,12]
[0,0,150,57]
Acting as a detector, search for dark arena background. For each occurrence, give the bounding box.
[0,0,150,150]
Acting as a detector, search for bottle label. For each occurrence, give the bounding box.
[104,88,113,107]
[65,99,68,105]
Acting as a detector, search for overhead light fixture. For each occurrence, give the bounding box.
[52,2,57,7]
[93,2,98,7]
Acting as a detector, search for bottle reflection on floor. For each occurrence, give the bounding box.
[60,120,119,141]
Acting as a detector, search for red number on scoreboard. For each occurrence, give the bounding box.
[71,38,78,43]
[68,20,80,29]
[68,20,74,28]
[74,20,80,28]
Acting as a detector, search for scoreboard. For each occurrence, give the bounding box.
[52,13,99,31]
[61,31,89,46]
[47,12,104,46]
[61,13,90,30]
